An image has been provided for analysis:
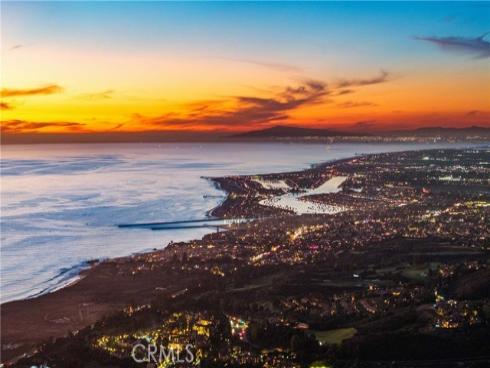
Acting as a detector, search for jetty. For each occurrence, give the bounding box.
[118,217,252,231]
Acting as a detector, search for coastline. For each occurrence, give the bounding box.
[6,143,484,303]
[0,151,360,363]
[2,142,484,304]
[0,146,478,303]
[2,146,488,364]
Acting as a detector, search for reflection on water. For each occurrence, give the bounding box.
[259,176,349,215]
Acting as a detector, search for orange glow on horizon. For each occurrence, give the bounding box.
[1,24,489,136]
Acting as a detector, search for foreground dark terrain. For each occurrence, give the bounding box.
[2,148,489,367]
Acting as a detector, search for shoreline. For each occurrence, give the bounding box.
[0,145,482,305]
[2,146,488,364]
[2,153,346,302]
[0,151,362,363]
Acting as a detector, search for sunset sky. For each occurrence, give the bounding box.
[1,1,489,140]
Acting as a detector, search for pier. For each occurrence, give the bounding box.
[118,217,252,231]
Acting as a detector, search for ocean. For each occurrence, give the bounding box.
[0,142,477,302]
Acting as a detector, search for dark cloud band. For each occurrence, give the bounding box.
[415,33,490,59]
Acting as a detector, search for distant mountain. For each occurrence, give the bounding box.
[398,126,490,137]
[230,125,364,139]
[229,125,490,141]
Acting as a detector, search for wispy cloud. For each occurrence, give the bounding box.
[139,80,328,128]
[0,102,13,110]
[135,70,394,129]
[226,58,303,73]
[111,123,125,130]
[337,101,376,109]
[352,120,376,129]
[335,70,391,88]
[1,120,86,133]
[77,89,114,100]
[415,33,490,58]
[9,44,25,51]
[466,110,480,116]
[1,84,64,98]
[335,89,354,96]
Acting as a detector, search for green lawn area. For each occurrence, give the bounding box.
[313,327,357,345]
